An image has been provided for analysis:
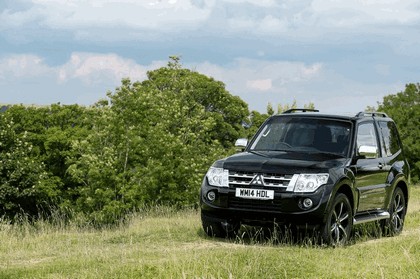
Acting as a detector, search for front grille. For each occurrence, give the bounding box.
[228,171,293,190]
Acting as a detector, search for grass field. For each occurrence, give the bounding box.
[1,186,419,279]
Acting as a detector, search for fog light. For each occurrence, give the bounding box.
[207,191,216,202]
[303,198,313,209]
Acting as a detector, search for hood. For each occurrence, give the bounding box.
[221,151,349,174]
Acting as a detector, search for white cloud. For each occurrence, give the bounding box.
[0,0,417,114]
[219,0,420,38]
[194,58,324,110]
[193,58,407,114]
[0,52,166,105]
[1,0,419,42]
[196,58,323,89]
[1,0,214,31]
[58,53,148,84]
[311,0,420,25]
[227,15,289,35]
[0,52,409,115]
[222,0,279,7]
[1,54,325,108]
[247,79,272,91]
[0,53,150,85]
[0,55,53,79]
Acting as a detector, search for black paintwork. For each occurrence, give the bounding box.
[200,112,410,231]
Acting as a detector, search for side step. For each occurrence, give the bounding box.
[353,211,390,225]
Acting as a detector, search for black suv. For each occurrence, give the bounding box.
[200,109,410,245]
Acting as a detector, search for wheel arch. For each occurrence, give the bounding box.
[336,184,355,211]
[395,180,409,208]
[323,181,355,223]
[385,173,410,210]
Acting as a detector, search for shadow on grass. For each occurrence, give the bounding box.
[198,223,323,247]
[352,222,389,243]
[236,224,322,247]
[198,222,390,248]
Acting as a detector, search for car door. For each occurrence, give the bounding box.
[354,121,388,212]
[377,120,404,202]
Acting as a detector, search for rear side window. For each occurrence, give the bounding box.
[378,121,402,157]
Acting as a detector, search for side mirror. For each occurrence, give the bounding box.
[358,145,378,159]
[235,138,248,152]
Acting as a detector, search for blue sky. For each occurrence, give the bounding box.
[1,0,419,113]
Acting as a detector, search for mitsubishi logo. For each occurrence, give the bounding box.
[250,174,264,186]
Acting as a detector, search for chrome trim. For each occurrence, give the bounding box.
[353,212,390,225]
[286,174,299,192]
[228,171,294,189]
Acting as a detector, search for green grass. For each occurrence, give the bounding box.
[1,186,420,279]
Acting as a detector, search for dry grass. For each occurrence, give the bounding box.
[1,186,419,278]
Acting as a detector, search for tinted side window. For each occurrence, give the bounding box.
[357,122,379,157]
[378,121,401,157]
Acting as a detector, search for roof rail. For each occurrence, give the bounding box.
[283,108,319,114]
[356,111,388,118]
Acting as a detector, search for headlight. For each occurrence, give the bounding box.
[292,174,329,192]
[206,167,229,187]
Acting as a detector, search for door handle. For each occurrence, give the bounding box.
[378,163,384,169]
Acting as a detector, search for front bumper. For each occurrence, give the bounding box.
[200,180,331,226]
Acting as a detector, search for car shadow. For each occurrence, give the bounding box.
[198,222,389,248]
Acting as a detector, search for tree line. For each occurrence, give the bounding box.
[1,58,418,224]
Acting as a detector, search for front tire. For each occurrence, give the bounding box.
[321,193,353,246]
[382,187,406,236]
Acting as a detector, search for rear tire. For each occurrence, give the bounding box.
[321,193,353,246]
[382,187,406,236]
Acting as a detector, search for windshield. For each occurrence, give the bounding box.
[250,116,352,157]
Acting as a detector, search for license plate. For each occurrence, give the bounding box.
[235,188,274,200]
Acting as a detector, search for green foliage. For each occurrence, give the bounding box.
[377,83,420,182]
[144,57,249,148]
[0,104,93,218]
[266,103,275,116]
[0,58,252,223]
[2,56,415,226]
[0,114,59,218]
[65,58,249,224]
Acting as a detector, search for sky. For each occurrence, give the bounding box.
[1,0,420,114]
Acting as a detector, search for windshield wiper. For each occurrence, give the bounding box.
[248,150,270,157]
[307,151,346,158]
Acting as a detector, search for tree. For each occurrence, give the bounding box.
[143,57,249,148]
[0,113,59,218]
[66,58,249,224]
[277,100,315,113]
[377,83,420,182]
[0,104,96,218]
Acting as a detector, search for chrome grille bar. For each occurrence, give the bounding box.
[228,171,293,188]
